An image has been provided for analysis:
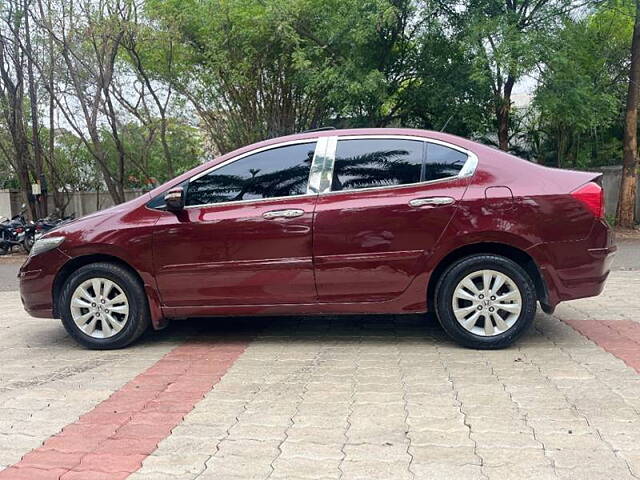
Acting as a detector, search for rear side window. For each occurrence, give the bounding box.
[331,138,467,192]
[186,142,315,206]
[332,139,424,191]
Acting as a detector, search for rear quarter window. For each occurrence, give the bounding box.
[424,143,467,181]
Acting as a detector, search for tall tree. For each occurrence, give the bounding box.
[117,1,177,177]
[144,0,442,151]
[461,0,574,151]
[146,0,336,153]
[284,0,424,128]
[0,0,36,217]
[533,7,630,168]
[36,0,61,213]
[36,0,131,204]
[23,0,47,217]
[618,0,640,227]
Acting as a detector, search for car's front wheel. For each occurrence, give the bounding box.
[60,262,150,349]
[434,254,537,349]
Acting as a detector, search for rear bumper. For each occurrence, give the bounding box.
[18,248,70,318]
[528,220,616,308]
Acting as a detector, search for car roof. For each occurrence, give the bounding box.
[252,127,473,147]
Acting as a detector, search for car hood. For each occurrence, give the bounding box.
[42,194,152,239]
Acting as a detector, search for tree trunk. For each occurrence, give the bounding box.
[159,118,175,178]
[557,127,565,168]
[617,0,640,228]
[0,0,37,219]
[24,0,47,218]
[47,0,56,215]
[496,75,515,151]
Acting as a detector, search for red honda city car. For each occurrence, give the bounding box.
[19,128,616,350]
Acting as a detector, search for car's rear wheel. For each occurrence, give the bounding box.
[60,262,149,349]
[434,254,537,349]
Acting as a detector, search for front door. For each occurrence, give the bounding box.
[153,141,319,307]
[313,136,472,303]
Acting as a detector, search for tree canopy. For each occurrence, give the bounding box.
[0,0,636,222]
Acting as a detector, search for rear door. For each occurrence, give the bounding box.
[312,136,474,302]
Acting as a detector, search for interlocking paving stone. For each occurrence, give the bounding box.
[0,320,247,478]
[564,319,640,373]
[1,269,640,479]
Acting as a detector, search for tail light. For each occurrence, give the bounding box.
[571,182,604,218]
[15,227,24,233]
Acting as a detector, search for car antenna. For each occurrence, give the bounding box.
[440,115,454,132]
[302,126,336,133]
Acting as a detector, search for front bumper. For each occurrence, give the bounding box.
[18,248,70,318]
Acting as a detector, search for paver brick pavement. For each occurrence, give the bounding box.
[0,269,640,479]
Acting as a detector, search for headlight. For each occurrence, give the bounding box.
[30,236,65,257]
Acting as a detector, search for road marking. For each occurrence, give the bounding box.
[0,340,247,479]
[563,319,640,373]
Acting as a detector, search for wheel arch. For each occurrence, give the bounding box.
[52,253,164,328]
[426,242,549,313]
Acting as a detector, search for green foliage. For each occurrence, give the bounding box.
[0,0,636,202]
[144,0,336,152]
[0,128,18,189]
[401,27,494,135]
[143,0,497,148]
[100,120,203,189]
[532,1,632,167]
[50,130,99,191]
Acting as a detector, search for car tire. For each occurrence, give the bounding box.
[434,254,537,349]
[60,262,150,349]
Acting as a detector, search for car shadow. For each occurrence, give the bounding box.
[136,312,459,348]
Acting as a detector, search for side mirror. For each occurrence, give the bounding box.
[164,187,185,212]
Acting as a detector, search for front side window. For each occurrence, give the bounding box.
[186,142,315,206]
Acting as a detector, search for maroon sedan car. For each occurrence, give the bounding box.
[19,128,616,349]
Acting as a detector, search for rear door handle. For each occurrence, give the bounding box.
[263,208,305,219]
[408,197,455,207]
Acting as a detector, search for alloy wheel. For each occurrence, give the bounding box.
[451,269,522,337]
[70,277,130,339]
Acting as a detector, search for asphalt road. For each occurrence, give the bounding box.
[0,259,21,292]
[1,238,637,293]
[615,238,640,271]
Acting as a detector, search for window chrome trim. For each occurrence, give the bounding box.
[323,134,478,195]
[318,136,337,194]
[185,138,319,209]
[306,137,329,194]
[184,193,317,210]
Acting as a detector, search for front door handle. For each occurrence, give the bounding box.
[409,197,455,207]
[263,208,305,219]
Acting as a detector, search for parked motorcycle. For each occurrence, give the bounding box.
[0,206,29,255]
[0,206,76,254]
[23,211,76,252]
[23,221,37,253]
